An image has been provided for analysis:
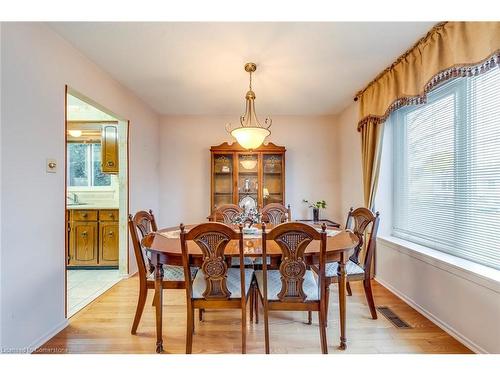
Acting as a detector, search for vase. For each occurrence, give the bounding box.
[312,208,320,222]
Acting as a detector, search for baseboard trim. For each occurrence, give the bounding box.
[123,270,137,279]
[375,276,487,354]
[29,319,68,353]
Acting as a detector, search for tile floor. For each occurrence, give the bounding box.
[67,269,122,317]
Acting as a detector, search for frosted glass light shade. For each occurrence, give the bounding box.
[68,130,82,137]
[231,127,270,150]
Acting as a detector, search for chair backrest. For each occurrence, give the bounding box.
[261,203,291,224]
[128,210,158,280]
[262,222,327,302]
[180,222,245,300]
[344,207,380,274]
[211,204,243,224]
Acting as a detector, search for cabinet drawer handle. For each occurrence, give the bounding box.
[82,213,88,218]
[108,231,114,237]
[107,161,115,167]
[81,231,88,237]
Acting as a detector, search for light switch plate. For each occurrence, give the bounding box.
[46,158,57,173]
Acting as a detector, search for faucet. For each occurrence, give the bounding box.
[67,192,79,204]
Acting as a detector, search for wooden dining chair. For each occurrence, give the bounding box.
[254,222,329,354]
[210,204,243,223]
[209,204,255,268]
[314,207,380,321]
[260,203,291,224]
[180,222,254,354]
[128,210,198,335]
[255,203,291,269]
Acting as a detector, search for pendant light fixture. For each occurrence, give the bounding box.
[68,130,82,138]
[226,62,272,150]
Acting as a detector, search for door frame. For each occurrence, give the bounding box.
[64,85,130,318]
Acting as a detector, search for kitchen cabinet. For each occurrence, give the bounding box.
[67,209,119,268]
[69,222,98,266]
[99,209,118,221]
[101,125,119,174]
[71,209,98,221]
[99,222,119,265]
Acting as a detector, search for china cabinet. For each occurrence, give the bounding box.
[210,142,286,214]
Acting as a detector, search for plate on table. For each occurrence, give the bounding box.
[242,227,259,235]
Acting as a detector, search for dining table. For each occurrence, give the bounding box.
[142,223,359,353]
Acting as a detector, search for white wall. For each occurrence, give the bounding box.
[0,23,161,351]
[376,238,500,353]
[158,115,341,227]
[336,102,364,217]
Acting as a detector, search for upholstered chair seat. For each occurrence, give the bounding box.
[230,256,255,267]
[251,256,271,266]
[147,264,198,281]
[192,268,254,299]
[324,260,365,281]
[254,269,319,301]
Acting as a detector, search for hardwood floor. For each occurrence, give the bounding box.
[39,275,472,354]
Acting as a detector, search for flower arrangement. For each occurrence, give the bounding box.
[231,207,262,226]
[303,199,327,222]
[302,199,327,209]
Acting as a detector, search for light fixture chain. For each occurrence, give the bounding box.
[226,62,271,150]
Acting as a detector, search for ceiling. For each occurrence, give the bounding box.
[49,22,435,116]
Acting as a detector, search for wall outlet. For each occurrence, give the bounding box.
[46,158,57,173]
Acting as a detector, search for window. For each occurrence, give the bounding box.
[67,143,111,187]
[393,67,500,270]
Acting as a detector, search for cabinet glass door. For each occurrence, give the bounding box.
[213,154,234,209]
[263,154,284,205]
[237,153,258,211]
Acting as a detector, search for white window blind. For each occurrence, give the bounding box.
[393,66,500,270]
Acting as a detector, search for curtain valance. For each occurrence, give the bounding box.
[357,21,500,209]
[356,22,500,131]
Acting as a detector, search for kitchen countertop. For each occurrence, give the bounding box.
[66,204,119,210]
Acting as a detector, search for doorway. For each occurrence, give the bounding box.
[65,88,129,317]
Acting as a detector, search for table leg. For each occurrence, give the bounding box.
[154,256,164,353]
[338,252,347,350]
